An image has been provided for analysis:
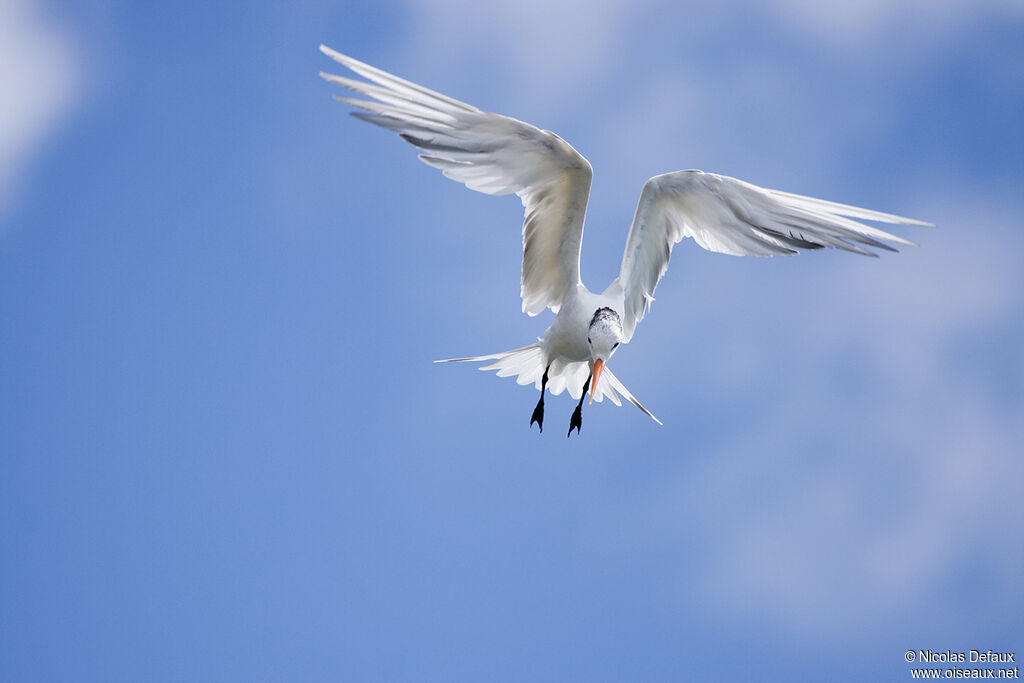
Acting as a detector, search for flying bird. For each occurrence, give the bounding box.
[319,45,929,436]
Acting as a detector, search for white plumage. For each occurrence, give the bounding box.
[320,45,928,429]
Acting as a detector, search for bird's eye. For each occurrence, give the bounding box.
[613,343,619,350]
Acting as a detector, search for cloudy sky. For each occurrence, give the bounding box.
[2,0,1022,681]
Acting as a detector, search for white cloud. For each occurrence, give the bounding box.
[773,0,1024,49]
[400,0,631,101]
[0,0,82,214]
[400,0,1023,101]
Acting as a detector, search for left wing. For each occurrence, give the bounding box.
[320,46,593,316]
[615,170,930,340]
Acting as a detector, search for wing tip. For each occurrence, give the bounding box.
[897,217,934,228]
[320,44,350,64]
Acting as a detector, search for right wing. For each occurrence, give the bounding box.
[615,170,930,340]
[320,46,594,316]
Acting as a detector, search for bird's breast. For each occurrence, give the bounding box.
[542,291,598,362]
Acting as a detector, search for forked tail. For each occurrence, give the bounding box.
[435,343,661,424]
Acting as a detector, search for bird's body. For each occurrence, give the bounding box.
[320,45,929,433]
[545,284,615,363]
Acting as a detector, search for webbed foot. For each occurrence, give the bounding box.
[567,404,583,437]
[530,397,545,433]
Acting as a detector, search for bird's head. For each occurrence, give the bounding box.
[587,307,623,403]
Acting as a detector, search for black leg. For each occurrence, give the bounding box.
[530,366,550,433]
[567,369,593,437]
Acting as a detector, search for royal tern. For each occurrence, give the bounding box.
[319,45,929,435]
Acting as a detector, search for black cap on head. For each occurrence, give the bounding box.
[589,307,620,328]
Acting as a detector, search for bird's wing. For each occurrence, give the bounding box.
[615,170,930,339]
[320,46,593,316]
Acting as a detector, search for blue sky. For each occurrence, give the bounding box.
[2,0,1022,681]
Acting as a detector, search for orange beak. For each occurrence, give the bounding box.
[589,358,604,405]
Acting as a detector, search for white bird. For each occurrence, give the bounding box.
[319,45,929,436]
